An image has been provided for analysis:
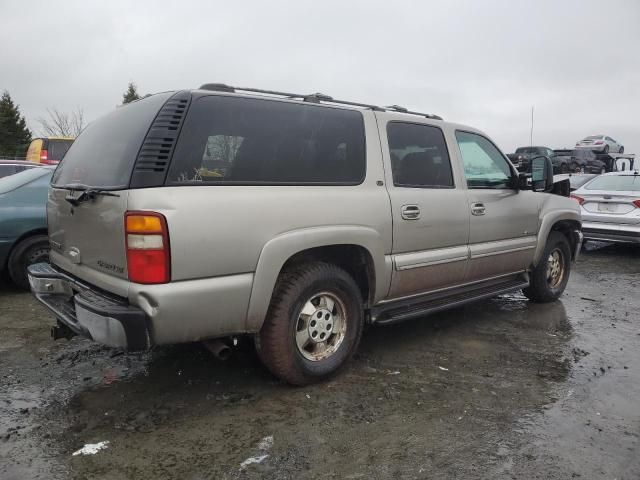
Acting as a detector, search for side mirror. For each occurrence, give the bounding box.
[530,156,554,192]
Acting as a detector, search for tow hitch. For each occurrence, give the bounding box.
[51,321,77,341]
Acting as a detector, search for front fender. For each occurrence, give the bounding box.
[245,226,390,333]
[533,208,581,266]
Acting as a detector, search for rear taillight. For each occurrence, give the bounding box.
[594,141,603,145]
[633,200,640,208]
[125,211,170,284]
[570,195,585,205]
[40,149,48,162]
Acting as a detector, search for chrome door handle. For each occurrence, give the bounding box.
[471,202,486,216]
[401,204,421,220]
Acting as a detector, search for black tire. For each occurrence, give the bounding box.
[599,166,606,174]
[560,163,569,173]
[603,144,609,154]
[7,235,50,289]
[523,232,571,303]
[255,262,364,385]
[619,146,624,154]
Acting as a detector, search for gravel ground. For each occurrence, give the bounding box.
[1,242,638,479]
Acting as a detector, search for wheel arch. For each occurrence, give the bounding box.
[245,226,391,333]
[533,214,581,267]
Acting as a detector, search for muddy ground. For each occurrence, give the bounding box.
[1,242,639,480]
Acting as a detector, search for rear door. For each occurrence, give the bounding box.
[379,117,470,299]
[47,92,174,296]
[454,131,540,282]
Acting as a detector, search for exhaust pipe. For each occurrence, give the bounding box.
[203,339,232,361]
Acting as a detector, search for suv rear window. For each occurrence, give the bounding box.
[166,96,366,185]
[52,92,173,188]
[48,139,74,161]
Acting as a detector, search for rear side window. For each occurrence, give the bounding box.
[387,122,454,188]
[52,92,173,188]
[167,96,366,185]
[48,139,73,161]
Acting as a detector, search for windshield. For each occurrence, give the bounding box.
[584,135,603,140]
[0,167,51,194]
[51,92,173,189]
[585,175,640,191]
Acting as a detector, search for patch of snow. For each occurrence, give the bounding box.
[240,454,269,469]
[72,441,110,456]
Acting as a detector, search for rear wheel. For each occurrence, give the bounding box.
[599,166,606,174]
[523,232,571,303]
[619,146,624,154]
[255,262,364,385]
[603,144,609,154]
[7,235,50,289]
[560,163,569,173]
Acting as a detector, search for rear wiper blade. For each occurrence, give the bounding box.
[63,187,120,206]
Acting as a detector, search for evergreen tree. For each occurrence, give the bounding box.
[122,82,141,104]
[0,91,32,158]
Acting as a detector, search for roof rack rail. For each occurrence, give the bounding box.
[198,83,441,119]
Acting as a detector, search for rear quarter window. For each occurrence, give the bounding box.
[52,92,173,188]
[167,96,366,185]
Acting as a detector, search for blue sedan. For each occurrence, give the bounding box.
[0,167,53,288]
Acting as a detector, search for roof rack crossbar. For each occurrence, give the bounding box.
[198,83,439,118]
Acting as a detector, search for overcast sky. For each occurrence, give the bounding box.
[2,0,639,154]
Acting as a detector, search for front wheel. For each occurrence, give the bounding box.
[523,232,572,303]
[599,166,606,174]
[7,235,50,289]
[619,146,624,154]
[255,262,364,385]
[603,144,609,154]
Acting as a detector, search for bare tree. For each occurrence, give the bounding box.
[37,107,85,137]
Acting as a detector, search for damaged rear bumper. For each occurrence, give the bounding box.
[28,262,150,350]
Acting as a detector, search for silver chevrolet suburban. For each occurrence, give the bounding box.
[29,84,582,385]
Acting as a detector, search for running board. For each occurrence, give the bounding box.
[371,274,529,325]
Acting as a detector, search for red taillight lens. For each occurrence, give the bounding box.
[40,149,48,162]
[125,211,170,284]
[633,200,640,208]
[570,195,585,205]
[594,141,603,145]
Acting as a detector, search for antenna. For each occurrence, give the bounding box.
[530,105,534,146]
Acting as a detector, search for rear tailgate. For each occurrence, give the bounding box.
[47,92,175,297]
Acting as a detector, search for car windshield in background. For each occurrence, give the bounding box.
[51,92,173,189]
[515,147,539,154]
[49,139,73,161]
[585,175,640,191]
[0,167,50,194]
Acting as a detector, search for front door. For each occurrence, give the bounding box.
[454,131,540,282]
[381,119,470,300]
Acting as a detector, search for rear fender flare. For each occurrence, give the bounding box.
[245,226,390,333]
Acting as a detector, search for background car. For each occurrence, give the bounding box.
[552,149,608,174]
[0,167,52,288]
[0,160,42,179]
[553,173,598,191]
[575,135,623,154]
[510,146,554,172]
[25,136,74,165]
[571,171,640,244]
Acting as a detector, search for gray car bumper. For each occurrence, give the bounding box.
[28,263,150,350]
[582,221,640,244]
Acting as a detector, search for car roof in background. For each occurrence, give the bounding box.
[0,166,53,194]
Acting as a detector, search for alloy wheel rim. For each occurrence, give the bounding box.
[546,249,565,288]
[295,292,347,361]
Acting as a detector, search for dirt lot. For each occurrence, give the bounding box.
[1,243,639,480]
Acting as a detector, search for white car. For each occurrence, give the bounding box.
[572,171,640,244]
[575,135,624,154]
